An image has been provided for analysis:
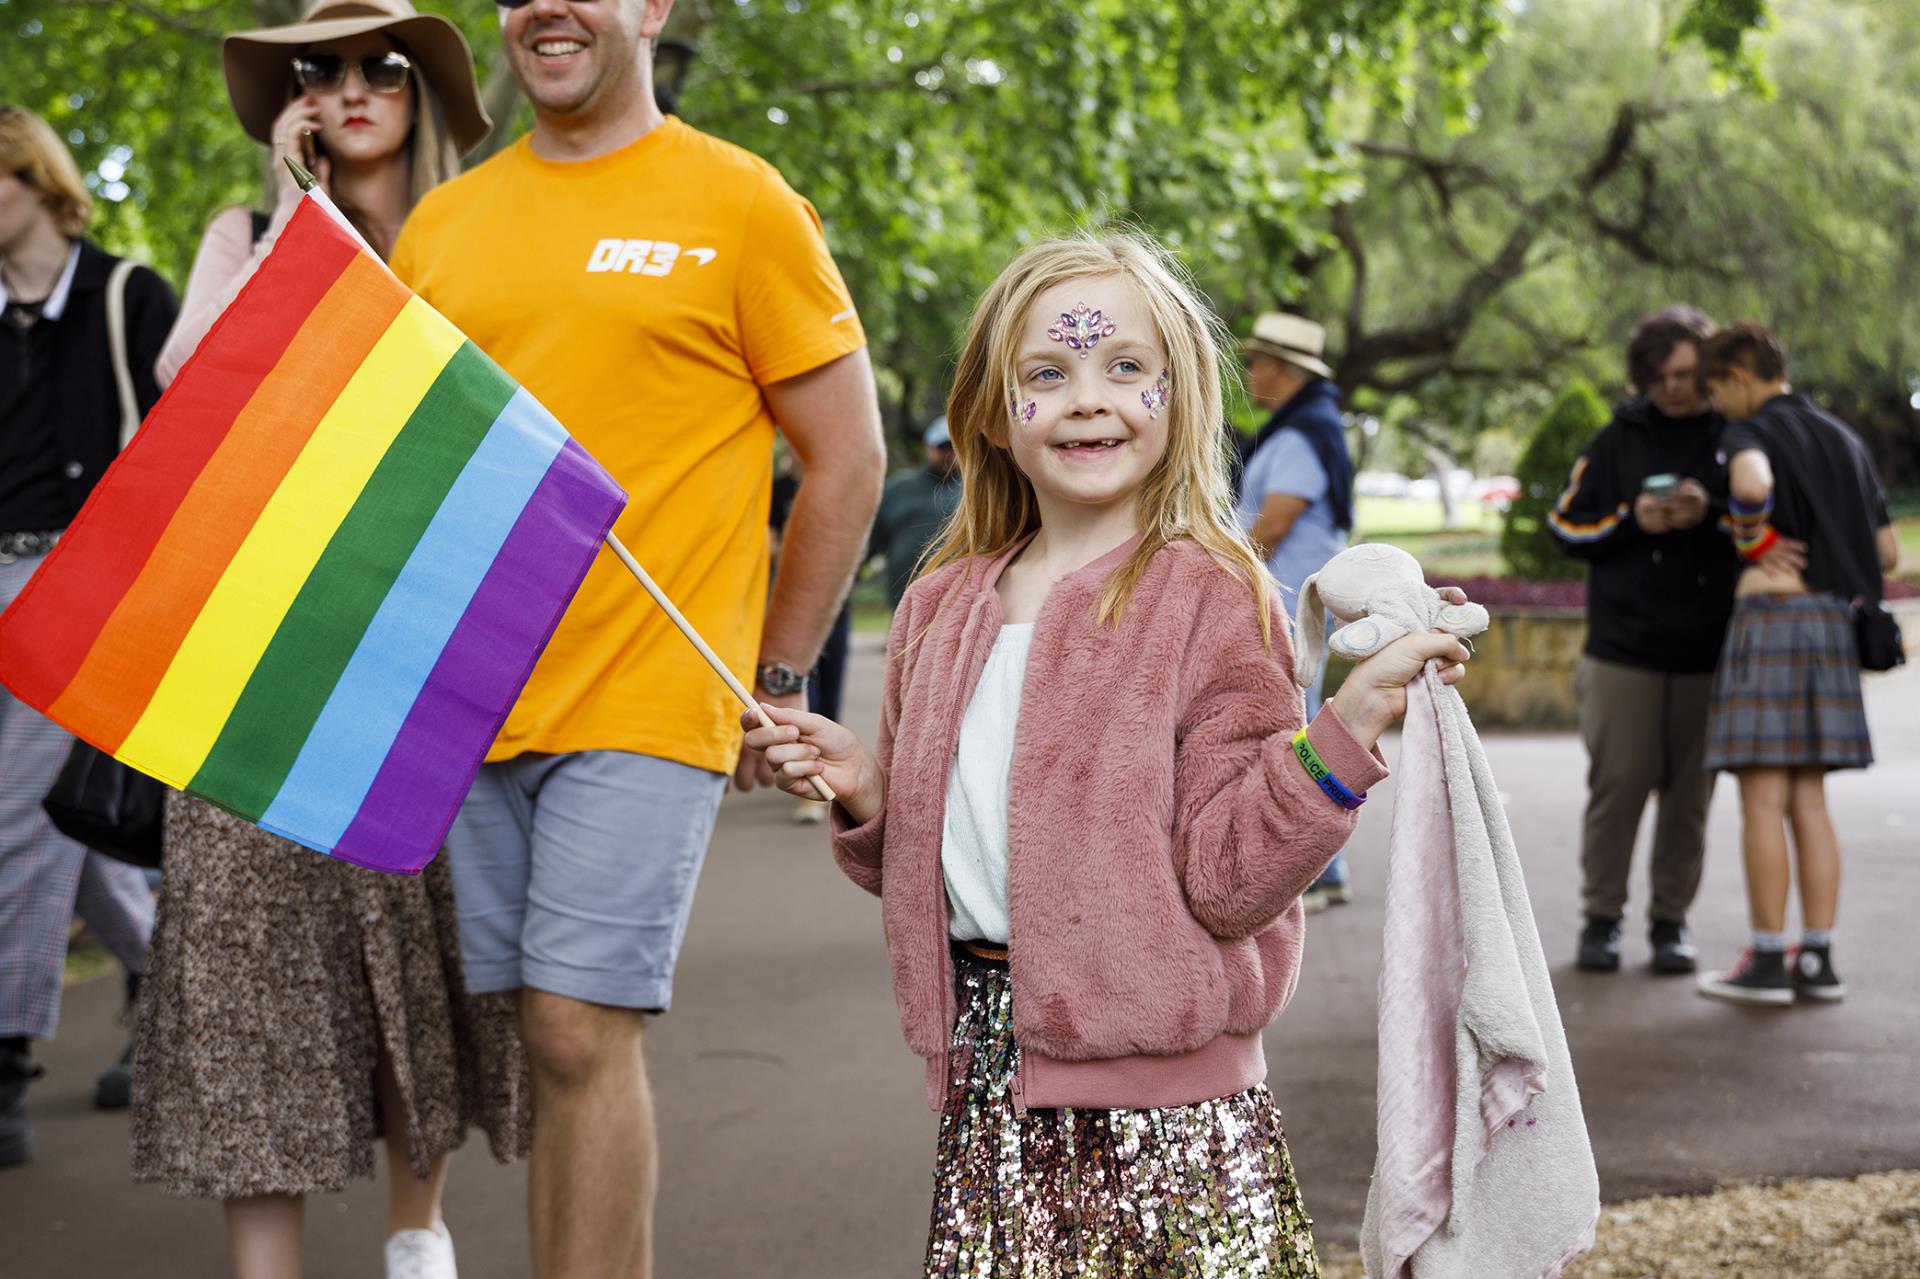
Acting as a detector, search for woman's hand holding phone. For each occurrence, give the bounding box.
[269,95,329,196]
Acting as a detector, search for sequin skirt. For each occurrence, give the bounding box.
[926,950,1321,1278]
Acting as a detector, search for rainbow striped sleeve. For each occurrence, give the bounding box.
[0,196,627,874]
[1546,456,1629,543]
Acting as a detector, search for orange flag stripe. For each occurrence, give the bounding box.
[50,253,410,751]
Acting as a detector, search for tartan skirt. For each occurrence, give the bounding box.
[1704,593,1873,772]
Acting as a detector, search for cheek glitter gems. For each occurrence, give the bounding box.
[1009,394,1037,424]
[924,949,1325,1278]
[1046,303,1118,358]
[1141,368,1171,419]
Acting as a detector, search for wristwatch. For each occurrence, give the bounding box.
[755,660,809,697]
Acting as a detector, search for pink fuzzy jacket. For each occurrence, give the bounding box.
[831,533,1389,1112]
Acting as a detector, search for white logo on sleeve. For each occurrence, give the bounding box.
[585,239,719,277]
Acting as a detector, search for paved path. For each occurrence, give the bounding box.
[8,642,1918,1277]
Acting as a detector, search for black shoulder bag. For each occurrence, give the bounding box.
[1855,602,1906,672]
[42,742,166,868]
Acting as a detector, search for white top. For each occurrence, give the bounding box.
[941,622,1034,943]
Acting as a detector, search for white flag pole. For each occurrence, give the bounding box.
[603,532,836,803]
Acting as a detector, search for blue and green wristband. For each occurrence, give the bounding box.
[1291,728,1366,810]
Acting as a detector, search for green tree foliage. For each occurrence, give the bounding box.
[1305,0,1919,482]
[0,0,508,285]
[1501,379,1610,581]
[0,0,1796,464]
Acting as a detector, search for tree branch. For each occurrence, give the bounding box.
[1329,202,1367,343]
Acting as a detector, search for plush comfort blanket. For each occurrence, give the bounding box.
[1291,544,1599,1279]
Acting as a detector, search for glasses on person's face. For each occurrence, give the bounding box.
[495,0,590,9]
[291,52,412,95]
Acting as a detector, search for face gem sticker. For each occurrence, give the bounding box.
[1140,368,1170,418]
[1009,393,1037,423]
[1046,303,1117,358]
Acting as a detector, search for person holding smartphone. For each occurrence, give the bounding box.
[1548,306,1740,976]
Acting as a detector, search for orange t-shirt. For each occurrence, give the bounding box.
[391,118,865,773]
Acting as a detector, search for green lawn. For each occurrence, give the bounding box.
[1351,495,1501,537]
[1897,514,1920,569]
[1354,496,1504,578]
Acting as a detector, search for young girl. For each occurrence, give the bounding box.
[742,233,1468,1275]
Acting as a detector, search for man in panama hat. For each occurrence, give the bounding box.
[1237,311,1357,911]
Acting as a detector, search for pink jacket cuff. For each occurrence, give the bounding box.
[1305,702,1390,796]
[830,804,885,894]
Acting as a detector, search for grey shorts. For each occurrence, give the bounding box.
[445,751,726,1011]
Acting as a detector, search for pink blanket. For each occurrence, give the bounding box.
[1361,670,1598,1279]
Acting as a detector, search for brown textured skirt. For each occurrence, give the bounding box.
[131,793,531,1199]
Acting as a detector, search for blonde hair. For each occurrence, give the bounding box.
[0,105,93,238]
[923,232,1275,644]
[397,46,461,206]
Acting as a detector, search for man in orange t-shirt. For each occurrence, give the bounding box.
[389,2,884,1272]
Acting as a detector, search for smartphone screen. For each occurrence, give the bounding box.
[1642,473,1679,497]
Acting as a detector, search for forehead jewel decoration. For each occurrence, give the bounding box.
[1047,303,1117,359]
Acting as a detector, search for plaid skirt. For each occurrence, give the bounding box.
[1704,593,1872,772]
[925,949,1321,1278]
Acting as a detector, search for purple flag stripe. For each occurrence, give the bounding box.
[330,438,625,872]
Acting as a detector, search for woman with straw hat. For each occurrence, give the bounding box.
[133,6,524,1278]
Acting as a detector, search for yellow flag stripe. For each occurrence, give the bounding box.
[117,298,464,784]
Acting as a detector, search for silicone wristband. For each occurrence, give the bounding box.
[1736,523,1781,562]
[1291,729,1365,810]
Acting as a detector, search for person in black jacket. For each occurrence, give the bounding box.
[0,104,176,1167]
[1550,306,1738,976]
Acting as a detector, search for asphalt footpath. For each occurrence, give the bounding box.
[7,641,1917,1277]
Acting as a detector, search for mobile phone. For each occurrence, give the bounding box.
[1641,473,1679,498]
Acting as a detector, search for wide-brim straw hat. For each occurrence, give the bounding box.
[1242,311,1335,380]
[223,0,490,155]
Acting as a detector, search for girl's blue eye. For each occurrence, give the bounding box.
[1113,359,1143,375]
[1032,368,1063,383]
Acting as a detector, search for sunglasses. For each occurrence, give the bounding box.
[290,51,413,94]
[495,0,585,7]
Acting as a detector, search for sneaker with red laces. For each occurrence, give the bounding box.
[1788,945,1846,1003]
[1696,948,1793,1006]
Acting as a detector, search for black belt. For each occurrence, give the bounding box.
[0,530,61,558]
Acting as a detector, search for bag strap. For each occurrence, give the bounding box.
[105,257,140,449]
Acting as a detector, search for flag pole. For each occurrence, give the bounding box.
[603,532,837,803]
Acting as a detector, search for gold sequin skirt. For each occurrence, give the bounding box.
[926,949,1322,1278]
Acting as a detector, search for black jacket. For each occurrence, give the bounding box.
[0,238,177,531]
[1550,398,1739,673]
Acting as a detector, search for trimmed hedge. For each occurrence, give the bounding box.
[1501,380,1610,582]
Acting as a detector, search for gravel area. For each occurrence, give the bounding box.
[1318,1171,1920,1278]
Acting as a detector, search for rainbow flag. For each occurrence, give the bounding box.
[0,194,626,874]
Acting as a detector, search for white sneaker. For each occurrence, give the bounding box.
[791,798,828,825]
[385,1226,457,1279]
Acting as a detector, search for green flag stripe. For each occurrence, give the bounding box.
[189,343,517,816]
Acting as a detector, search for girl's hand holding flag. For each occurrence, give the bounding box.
[741,704,884,824]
